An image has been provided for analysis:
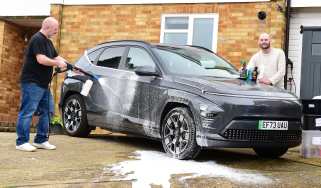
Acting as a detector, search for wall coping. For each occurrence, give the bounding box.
[0,0,271,17]
[55,0,270,5]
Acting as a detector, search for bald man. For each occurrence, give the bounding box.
[247,33,286,88]
[16,17,67,152]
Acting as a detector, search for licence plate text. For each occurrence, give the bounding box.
[258,120,288,130]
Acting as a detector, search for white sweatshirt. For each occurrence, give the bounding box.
[247,48,286,89]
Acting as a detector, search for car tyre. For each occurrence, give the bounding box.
[253,147,288,158]
[62,94,91,137]
[161,107,201,160]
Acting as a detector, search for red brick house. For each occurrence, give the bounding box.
[0,0,288,130]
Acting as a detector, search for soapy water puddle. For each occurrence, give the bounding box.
[103,150,273,188]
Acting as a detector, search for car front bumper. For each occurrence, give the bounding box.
[197,119,302,148]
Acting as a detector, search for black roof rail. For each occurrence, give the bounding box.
[97,40,151,46]
[185,45,214,53]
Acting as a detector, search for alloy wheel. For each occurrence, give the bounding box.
[63,98,82,133]
[163,111,190,155]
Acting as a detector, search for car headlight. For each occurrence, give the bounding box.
[200,104,218,119]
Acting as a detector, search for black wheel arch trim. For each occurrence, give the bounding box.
[156,89,223,139]
[59,77,86,108]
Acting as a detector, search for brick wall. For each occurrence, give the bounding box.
[217,1,286,64]
[53,1,286,65]
[0,21,39,132]
[50,1,286,113]
[0,21,25,131]
[0,1,287,131]
[0,21,4,73]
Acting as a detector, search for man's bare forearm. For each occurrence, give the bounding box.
[36,54,67,68]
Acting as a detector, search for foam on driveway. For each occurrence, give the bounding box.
[108,150,272,188]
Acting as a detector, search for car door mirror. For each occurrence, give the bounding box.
[134,66,160,76]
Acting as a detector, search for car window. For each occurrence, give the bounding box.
[125,47,155,70]
[87,48,104,63]
[154,46,239,78]
[96,47,125,69]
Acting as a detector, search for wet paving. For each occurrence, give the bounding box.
[1,132,321,188]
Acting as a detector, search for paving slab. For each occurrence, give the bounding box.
[0,132,321,188]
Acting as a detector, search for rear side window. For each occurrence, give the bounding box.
[96,47,125,69]
[87,48,104,63]
[125,47,155,70]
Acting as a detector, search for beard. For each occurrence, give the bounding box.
[260,42,270,50]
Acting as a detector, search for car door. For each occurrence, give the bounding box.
[84,46,129,131]
[118,46,161,136]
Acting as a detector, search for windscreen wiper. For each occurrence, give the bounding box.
[205,66,238,74]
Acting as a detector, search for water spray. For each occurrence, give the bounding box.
[54,62,97,96]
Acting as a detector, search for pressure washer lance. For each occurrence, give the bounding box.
[54,62,97,96]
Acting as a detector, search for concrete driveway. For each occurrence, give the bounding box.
[1,132,321,188]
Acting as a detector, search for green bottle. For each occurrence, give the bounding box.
[239,60,247,80]
[252,66,258,82]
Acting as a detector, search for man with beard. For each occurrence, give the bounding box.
[247,33,286,88]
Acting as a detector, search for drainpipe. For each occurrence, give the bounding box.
[52,2,64,116]
[284,0,291,89]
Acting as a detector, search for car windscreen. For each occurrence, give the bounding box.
[154,46,239,78]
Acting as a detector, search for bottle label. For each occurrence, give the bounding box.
[80,79,93,96]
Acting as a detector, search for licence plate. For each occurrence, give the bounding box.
[258,120,288,130]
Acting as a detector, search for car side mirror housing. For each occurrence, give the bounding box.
[134,66,160,76]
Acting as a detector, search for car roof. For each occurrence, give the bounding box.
[87,40,151,53]
[86,40,213,54]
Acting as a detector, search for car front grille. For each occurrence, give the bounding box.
[222,129,301,142]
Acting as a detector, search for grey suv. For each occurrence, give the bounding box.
[59,40,302,159]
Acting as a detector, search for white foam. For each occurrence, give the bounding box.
[107,150,272,188]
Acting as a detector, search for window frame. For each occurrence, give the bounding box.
[311,31,321,56]
[122,46,157,71]
[87,47,104,64]
[160,13,219,52]
[95,46,127,69]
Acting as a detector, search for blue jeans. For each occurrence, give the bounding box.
[16,83,54,146]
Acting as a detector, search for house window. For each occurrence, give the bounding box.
[160,14,219,52]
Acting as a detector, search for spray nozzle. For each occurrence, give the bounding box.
[55,62,75,73]
[66,62,74,70]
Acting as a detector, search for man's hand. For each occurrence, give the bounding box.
[258,77,272,85]
[54,56,67,68]
[57,59,67,68]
